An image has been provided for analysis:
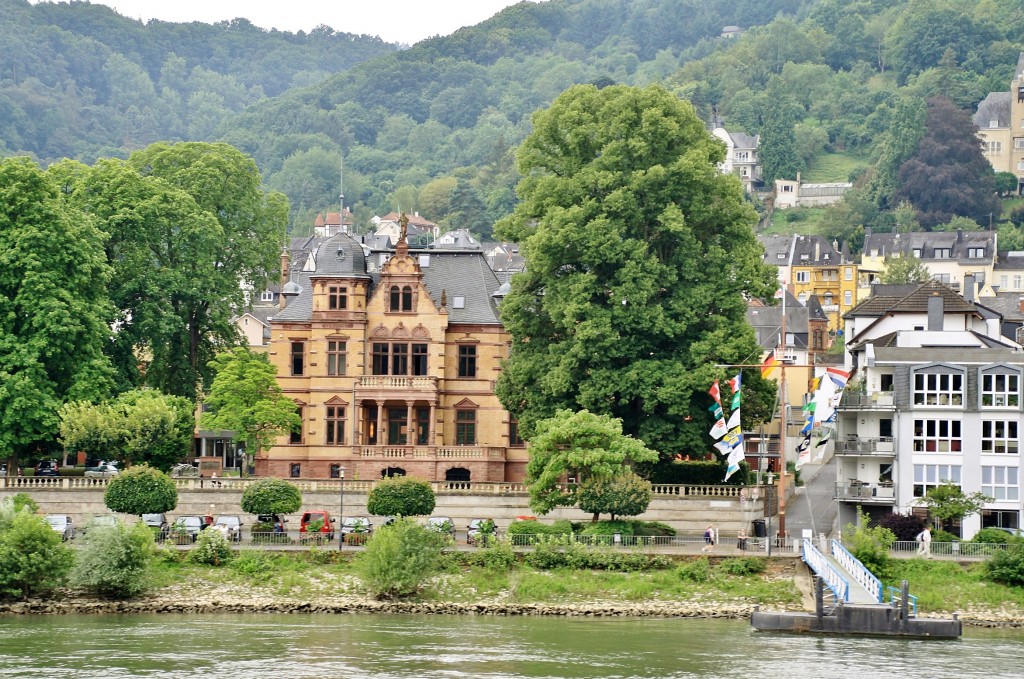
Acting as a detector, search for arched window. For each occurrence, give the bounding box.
[389,285,401,311]
[382,467,406,478]
[446,467,471,482]
[402,285,413,311]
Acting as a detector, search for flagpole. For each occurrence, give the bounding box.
[778,287,788,541]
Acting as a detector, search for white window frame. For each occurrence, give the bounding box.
[982,373,1020,408]
[796,271,810,283]
[913,372,964,406]
[982,466,1019,501]
[982,420,1019,454]
[913,464,961,497]
[913,418,962,453]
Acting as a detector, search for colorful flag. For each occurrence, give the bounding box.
[709,380,723,406]
[728,373,742,410]
[814,427,833,460]
[761,352,781,379]
[795,432,812,469]
[723,396,744,481]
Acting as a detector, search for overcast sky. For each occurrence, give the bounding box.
[50,1,536,45]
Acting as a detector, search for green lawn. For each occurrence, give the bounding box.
[803,152,870,183]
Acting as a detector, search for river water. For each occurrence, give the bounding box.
[0,614,1021,678]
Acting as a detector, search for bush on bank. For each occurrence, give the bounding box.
[70,521,155,598]
[356,518,445,599]
[0,500,74,600]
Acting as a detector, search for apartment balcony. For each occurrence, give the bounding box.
[835,481,895,503]
[351,445,506,461]
[834,436,895,456]
[354,375,439,402]
[836,392,895,411]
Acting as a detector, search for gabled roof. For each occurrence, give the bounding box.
[973,92,1011,129]
[847,280,978,320]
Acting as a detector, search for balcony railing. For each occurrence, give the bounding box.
[834,437,895,455]
[356,376,438,389]
[837,392,895,410]
[835,482,895,502]
[352,445,506,460]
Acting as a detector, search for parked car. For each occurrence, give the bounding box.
[84,463,119,479]
[45,515,74,541]
[340,517,373,536]
[0,463,6,478]
[425,516,456,538]
[255,514,288,534]
[35,460,59,477]
[993,527,1024,538]
[467,518,497,545]
[299,510,336,541]
[171,515,207,542]
[213,515,244,542]
[142,513,170,540]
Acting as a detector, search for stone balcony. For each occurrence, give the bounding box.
[351,445,506,461]
[354,375,439,401]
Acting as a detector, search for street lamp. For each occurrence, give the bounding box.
[338,466,346,551]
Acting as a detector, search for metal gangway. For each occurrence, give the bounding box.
[801,538,883,605]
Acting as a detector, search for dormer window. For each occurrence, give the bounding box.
[934,248,952,259]
[260,290,274,302]
[968,248,985,258]
[912,249,922,258]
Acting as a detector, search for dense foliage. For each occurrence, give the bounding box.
[69,521,156,598]
[103,465,179,515]
[365,477,436,517]
[356,519,445,599]
[576,471,653,521]
[0,502,74,600]
[239,478,303,517]
[202,348,301,460]
[496,84,776,458]
[523,410,659,514]
[986,542,1024,587]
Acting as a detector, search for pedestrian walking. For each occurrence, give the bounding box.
[916,526,932,557]
[702,524,717,553]
[737,528,748,551]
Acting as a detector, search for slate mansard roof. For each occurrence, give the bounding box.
[274,232,503,325]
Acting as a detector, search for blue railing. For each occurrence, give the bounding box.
[801,538,850,602]
[886,586,918,617]
[830,539,883,602]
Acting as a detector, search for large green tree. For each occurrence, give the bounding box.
[201,348,300,465]
[0,157,115,465]
[525,409,659,515]
[495,84,776,457]
[895,97,1001,229]
[62,143,288,400]
[758,76,802,185]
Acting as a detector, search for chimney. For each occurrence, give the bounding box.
[815,240,820,261]
[796,171,801,184]
[957,229,963,243]
[279,248,290,310]
[964,274,976,303]
[927,292,944,331]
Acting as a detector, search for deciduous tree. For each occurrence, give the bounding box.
[577,470,653,522]
[915,482,991,534]
[0,157,115,464]
[495,84,776,457]
[880,255,933,284]
[895,97,1001,229]
[201,348,301,464]
[103,466,178,516]
[366,477,436,517]
[240,478,302,517]
[525,410,658,515]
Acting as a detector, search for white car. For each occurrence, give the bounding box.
[45,515,75,541]
[84,463,120,478]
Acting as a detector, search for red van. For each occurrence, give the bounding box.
[299,510,336,541]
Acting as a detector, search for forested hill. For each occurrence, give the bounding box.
[223,0,808,233]
[0,0,396,162]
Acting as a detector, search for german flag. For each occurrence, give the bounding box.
[761,352,781,378]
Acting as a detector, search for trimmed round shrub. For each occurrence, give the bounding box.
[69,521,155,598]
[104,465,178,515]
[972,528,1014,544]
[366,477,435,517]
[240,478,302,516]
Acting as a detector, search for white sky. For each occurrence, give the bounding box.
[44,1,536,45]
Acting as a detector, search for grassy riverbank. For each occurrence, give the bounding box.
[143,549,803,609]
[889,559,1024,616]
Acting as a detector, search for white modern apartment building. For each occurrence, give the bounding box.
[835,279,1023,537]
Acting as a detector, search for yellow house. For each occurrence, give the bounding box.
[788,235,857,331]
[260,219,524,482]
[975,52,1024,194]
